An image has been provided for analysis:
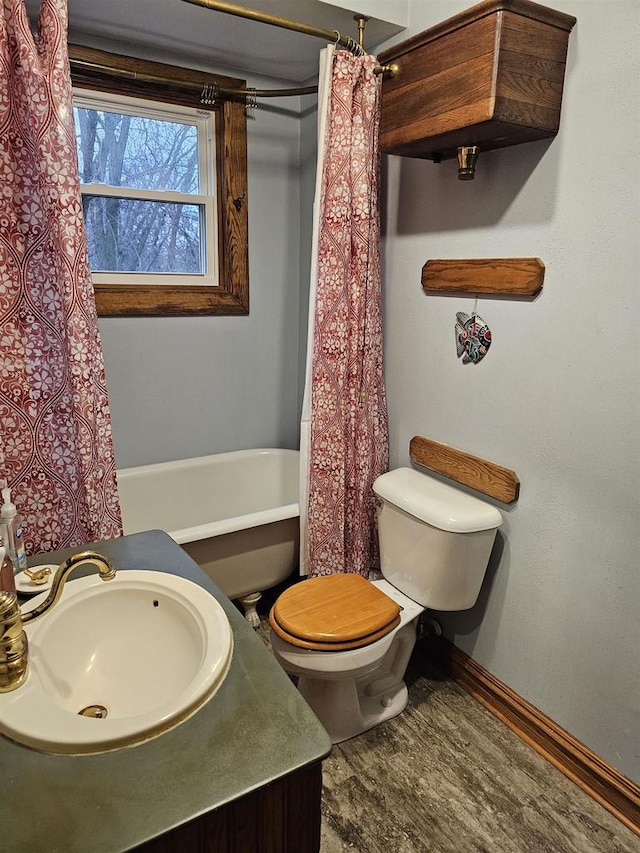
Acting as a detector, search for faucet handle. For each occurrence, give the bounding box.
[24,566,52,585]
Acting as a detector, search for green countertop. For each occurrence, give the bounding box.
[0,530,331,852]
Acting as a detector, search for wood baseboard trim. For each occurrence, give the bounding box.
[429,638,640,838]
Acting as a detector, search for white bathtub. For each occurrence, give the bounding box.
[117,449,300,625]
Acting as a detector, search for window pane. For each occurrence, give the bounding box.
[83,196,203,274]
[74,107,199,194]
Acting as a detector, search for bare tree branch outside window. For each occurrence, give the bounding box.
[75,108,202,274]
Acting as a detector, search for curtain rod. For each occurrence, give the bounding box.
[179,0,399,82]
[180,0,365,54]
[70,2,398,105]
[70,57,319,102]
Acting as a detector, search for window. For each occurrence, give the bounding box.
[74,91,217,285]
[70,45,249,316]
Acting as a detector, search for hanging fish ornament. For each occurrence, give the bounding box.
[455,311,492,364]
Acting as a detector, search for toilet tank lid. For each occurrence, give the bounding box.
[373,468,503,533]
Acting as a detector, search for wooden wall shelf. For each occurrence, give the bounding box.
[422,258,545,297]
[378,0,576,163]
[410,436,520,503]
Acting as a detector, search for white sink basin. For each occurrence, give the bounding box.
[0,571,233,754]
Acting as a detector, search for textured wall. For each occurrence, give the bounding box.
[379,0,640,783]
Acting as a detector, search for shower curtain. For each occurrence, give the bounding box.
[300,46,388,578]
[0,0,122,554]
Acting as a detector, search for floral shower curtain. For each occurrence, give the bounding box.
[301,46,389,578]
[0,0,121,554]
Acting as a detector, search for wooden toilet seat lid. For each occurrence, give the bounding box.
[269,574,402,651]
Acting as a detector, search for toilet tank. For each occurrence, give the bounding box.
[373,468,502,611]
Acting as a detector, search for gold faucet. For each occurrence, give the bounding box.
[0,550,116,693]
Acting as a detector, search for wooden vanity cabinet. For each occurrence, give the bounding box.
[377,0,576,161]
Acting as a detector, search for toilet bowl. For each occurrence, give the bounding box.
[269,467,502,744]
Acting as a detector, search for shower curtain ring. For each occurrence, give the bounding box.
[245,88,258,113]
[200,82,219,106]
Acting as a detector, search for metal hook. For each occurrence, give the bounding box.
[200,82,219,106]
[348,36,365,57]
[245,88,258,113]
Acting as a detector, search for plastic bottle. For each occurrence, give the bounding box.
[0,487,27,574]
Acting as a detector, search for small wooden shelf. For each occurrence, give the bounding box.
[410,436,520,504]
[422,258,544,297]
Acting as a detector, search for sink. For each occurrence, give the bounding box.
[0,570,233,754]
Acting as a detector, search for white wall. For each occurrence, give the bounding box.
[90,55,306,469]
[379,0,640,783]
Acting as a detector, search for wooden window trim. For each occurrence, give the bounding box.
[69,44,249,316]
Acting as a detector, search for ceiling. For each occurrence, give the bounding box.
[24,0,407,83]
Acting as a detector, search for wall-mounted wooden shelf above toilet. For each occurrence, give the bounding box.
[410,436,520,504]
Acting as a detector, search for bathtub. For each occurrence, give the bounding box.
[117,449,300,625]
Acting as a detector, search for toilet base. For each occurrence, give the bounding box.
[298,675,409,744]
[269,582,423,744]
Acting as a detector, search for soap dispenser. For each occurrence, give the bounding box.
[0,487,27,574]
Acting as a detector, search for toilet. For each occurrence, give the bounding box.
[269,467,503,743]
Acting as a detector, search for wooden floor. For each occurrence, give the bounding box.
[256,614,639,853]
